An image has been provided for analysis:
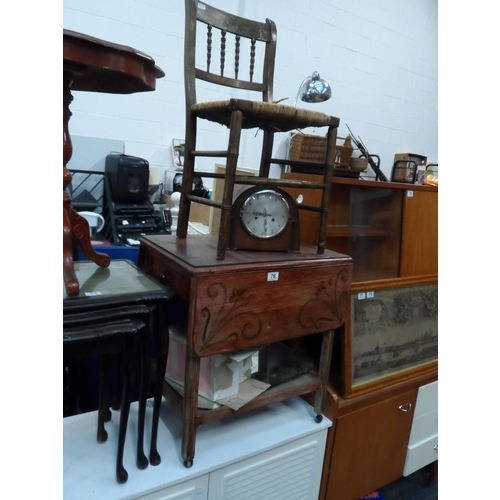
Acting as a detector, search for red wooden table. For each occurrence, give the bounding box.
[138,234,353,467]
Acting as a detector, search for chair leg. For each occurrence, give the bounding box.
[177,119,198,239]
[259,130,274,178]
[317,126,337,254]
[217,110,243,260]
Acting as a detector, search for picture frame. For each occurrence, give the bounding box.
[171,138,185,169]
[341,275,438,398]
[391,153,427,184]
[391,160,417,183]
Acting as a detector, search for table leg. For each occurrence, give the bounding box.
[97,355,110,443]
[136,321,151,470]
[181,350,201,468]
[64,361,78,417]
[63,70,110,296]
[150,304,169,466]
[313,329,334,422]
[116,341,133,484]
[428,460,438,487]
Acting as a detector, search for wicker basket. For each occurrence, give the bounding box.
[289,133,354,176]
[349,157,368,172]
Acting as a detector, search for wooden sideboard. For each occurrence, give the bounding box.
[286,174,438,499]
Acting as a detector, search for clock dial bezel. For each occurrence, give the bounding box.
[240,189,290,239]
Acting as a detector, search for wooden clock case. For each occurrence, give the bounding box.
[228,186,301,253]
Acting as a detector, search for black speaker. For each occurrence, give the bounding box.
[105,153,149,203]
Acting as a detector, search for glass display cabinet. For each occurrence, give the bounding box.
[283,174,438,283]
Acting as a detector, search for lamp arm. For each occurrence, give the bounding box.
[294,76,310,107]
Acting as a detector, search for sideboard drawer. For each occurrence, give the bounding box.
[403,434,438,476]
[403,380,438,476]
[413,380,438,418]
[407,408,437,445]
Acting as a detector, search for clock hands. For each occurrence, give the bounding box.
[252,207,273,218]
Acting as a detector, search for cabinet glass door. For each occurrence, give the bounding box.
[347,186,402,282]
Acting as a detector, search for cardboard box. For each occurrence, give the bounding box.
[166,322,256,402]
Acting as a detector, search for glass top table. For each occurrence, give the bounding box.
[63,260,170,308]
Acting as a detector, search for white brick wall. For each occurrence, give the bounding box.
[63,0,438,179]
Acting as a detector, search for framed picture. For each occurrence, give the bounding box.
[171,139,185,169]
[341,275,438,398]
[391,153,426,184]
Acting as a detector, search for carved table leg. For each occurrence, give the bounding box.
[63,70,110,296]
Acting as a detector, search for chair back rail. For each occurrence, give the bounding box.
[186,0,275,103]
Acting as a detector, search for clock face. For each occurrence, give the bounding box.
[240,189,290,239]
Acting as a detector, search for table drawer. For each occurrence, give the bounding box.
[139,245,192,299]
[403,434,438,476]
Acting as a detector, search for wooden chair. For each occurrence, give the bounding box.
[178,0,341,259]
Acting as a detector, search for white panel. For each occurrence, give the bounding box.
[134,475,209,500]
[403,380,438,475]
[408,409,438,446]
[63,398,331,500]
[413,380,438,418]
[207,431,327,500]
[403,434,438,477]
[66,135,125,211]
[67,135,124,172]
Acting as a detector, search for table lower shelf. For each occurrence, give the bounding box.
[163,372,323,428]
